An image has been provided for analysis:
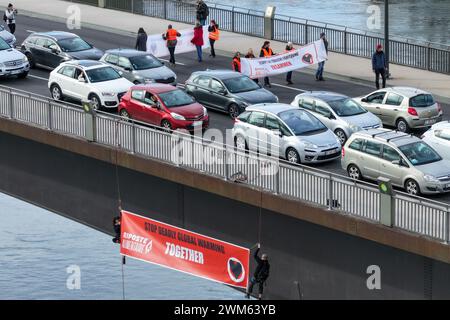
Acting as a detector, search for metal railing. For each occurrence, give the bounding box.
[1,84,449,243]
[63,0,450,74]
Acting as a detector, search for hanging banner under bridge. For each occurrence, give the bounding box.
[120,210,250,288]
[241,39,328,79]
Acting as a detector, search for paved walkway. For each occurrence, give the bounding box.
[4,0,450,102]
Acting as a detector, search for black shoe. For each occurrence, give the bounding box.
[245,294,250,299]
[287,80,293,85]
[315,75,319,80]
[319,77,325,81]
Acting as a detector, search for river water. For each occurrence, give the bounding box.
[208,0,450,45]
[0,192,243,300]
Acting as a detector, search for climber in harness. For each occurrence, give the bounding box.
[246,243,270,300]
[112,215,121,243]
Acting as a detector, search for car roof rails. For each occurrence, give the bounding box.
[371,130,390,138]
[386,133,412,143]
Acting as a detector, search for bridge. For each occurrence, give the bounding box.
[2,0,450,299]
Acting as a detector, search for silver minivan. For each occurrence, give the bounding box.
[341,128,450,195]
[232,103,342,164]
[291,91,382,145]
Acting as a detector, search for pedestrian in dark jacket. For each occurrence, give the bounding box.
[112,216,121,243]
[135,27,147,52]
[285,41,295,85]
[372,43,387,89]
[208,20,219,58]
[162,24,181,66]
[259,41,275,88]
[3,3,18,34]
[246,243,270,300]
[315,32,328,81]
[196,0,209,26]
[191,22,204,62]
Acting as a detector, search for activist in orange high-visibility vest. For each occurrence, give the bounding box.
[259,41,275,87]
[162,24,181,65]
[208,20,219,58]
[285,41,295,85]
[232,51,241,72]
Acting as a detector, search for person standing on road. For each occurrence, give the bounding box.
[285,41,295,85]
[191,22,204,63]
[162,24,181,66]
[315,32,328,81]
[259,41,275,88]
[232,51,241,72]
[208,20,219,58]
[3,3,18,35]
[245,243,270,300]
[196,0,209,26]
[135,27,147,52]
[372,43,387,89]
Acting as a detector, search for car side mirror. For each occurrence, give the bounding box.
[391,160,400,166]
[328,113,335,120]
[272,129,282,137]
[51,48,59,54]
[124,66,133,72]
[220,88,227,95]
[78,77,86,82]
[361,98,368,102]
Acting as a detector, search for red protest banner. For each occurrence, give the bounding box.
[120,210,250,288]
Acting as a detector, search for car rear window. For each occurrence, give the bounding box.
[348,138,364,151]
[410,94,435,108]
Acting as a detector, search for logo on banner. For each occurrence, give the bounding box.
[227,257,246,283]
[302,53,314,64]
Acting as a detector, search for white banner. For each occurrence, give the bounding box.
[241,40,328,78]
[146,26,210,58]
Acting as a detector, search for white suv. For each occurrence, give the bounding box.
[0,36,29,79]
[48,60,133,109]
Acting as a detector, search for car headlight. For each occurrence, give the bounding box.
[171,112,185,121]
[203,107,208,117]
[22,55,28,63]
[0,63,5,69]
[102,92,116,97]
[304,142,318,149]
[349,124,362,132]
[275,96,279,103]
[423,174,439,183]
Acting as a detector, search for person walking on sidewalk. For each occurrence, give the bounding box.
[285,41,295,85]
[196,0,209,26]
[372,43,387,89]
[245,243,270,300]
[135,27,147,52]
[315,32,328,81]
[191,22,204,63]
[208,19,219,58]
[3,3,18,34]
[259,41,275,88]
[232,51,241,72]
[162,24,181,66]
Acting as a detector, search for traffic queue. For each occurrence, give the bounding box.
[0,26,448,197]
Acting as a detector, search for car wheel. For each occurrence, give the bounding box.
[89,94,102,111]
[25,53,35,68]
[334,129,347,145]
[286,147,301,164]
[234,135,247,151]
[17,71,28,79]
[405,179,420,196]
[396,118,409,133]
[161,119,172,132]
[119,109,131,120]
[347,164,361,180]
[50,84,63,101]
[228,103,240,119]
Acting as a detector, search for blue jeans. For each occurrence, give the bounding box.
[316,61,325,79]
[199,18,206,26]
[196,45,203,62]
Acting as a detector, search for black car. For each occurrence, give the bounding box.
[185,70,279,118]
[20,31,104,69]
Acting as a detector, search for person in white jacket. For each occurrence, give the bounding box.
[3,3,18,34]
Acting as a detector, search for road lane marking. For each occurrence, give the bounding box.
[26,30,37,33]
[159,58,186,66]
[271,83,307,92]
[29,74,49,81]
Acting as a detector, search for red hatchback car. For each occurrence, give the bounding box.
[118,84,209,131]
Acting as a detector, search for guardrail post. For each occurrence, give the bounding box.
[163,0,167,20]
[378,177,394,226]
[131,0,134,13]
[446,207,450,244]
[304,23,308,45]
[343,27,348,54]
[426,43,431,71]
[328,175,333,210]
[47,101,53,130]
[82,100,95,142]
[98,0,105,8]
[263,6,276,40]
[274,163,279,194]
[231,7,235,33]
[223,146,229,180]
[8,90,14,119]
[132,122,136,154]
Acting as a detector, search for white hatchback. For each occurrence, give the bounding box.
[48,60,133,109]
[422,121,450,160]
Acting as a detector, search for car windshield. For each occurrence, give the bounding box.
[58,37,92,52]
[222,76,260,93]
[399,141,441,166]
[129,55,163,70]
[278,109,327,135]
[327,98,367,117]
[410,94,435,108]
[0,37,10,50]
[159,89,195,108]
[85,67,121,83]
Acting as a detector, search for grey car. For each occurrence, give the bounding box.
[342,128,450,195]
[291,91,382,145]
[232,103,342,164]
[185,70,278,118]
[100,49,176,86]
[0,25,16,47]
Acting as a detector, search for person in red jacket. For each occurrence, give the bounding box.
[232,51,241,72]
[191,22,204,62]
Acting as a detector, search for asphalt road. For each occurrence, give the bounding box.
[3,14,450,204]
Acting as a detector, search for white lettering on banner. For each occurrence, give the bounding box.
[241,40,328,78]
[165,242,204,264]
[146,26,210,58]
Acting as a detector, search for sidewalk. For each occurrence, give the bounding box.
[5,0,450,102]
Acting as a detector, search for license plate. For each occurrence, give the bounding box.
[324,149,337,155]
[10,69,21,74]
[425,119,436,125]
[193,121,202,127]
